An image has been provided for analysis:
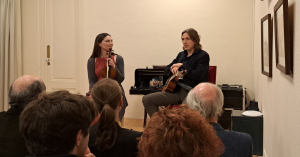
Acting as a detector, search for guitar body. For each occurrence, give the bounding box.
[163,80,176,92]
[162,69,187,93]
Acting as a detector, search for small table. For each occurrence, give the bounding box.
[231,110,263,156]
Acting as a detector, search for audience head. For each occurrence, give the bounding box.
[91,78,122,151]
[8,75,46,109]
[19,90,98,157]
[186,83,224,122]
[138,105,224,157]
[91,33,112,58]
[182,28,202,50]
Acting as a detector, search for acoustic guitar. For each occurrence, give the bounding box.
[162,69,187,93]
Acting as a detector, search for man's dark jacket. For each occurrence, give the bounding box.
[211,123,253,157]
[165,49,209,89]
[0,107,30,157]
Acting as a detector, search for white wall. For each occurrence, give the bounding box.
[20,0,300,155]
[22,0,254,119]
[21,0,40,76]
[253,0,300,156]
[83,0,254,119]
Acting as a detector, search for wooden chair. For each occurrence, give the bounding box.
[143,66,217,127]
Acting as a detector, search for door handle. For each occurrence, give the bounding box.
[47,45,50,65]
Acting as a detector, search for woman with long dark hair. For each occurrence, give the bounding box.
[88,78,142,157]
[87,33,127,121]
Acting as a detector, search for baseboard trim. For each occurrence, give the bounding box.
[263,148,267,157]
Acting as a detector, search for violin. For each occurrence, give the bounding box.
[100,49,117,79]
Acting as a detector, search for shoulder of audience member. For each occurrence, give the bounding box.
[120,128,143,140]
[226,130,253,143]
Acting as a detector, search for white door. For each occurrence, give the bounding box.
[44,0,84,93]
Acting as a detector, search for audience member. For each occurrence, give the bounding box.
[89,78,142,157]
[0,75,45,157]
[19,90,98,157]
[186,83,253,157]
[138,105,224,157]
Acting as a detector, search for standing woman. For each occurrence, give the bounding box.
[87,33,128,121]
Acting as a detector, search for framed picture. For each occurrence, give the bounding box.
[261,14,272,77]
[274,0,292,74]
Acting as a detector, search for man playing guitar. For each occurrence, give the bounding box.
[142,28,210,117]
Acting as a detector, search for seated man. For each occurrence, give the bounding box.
[0,75,46,157]
[19,90,98,157]
[186,83,253,157]
[142,28,209,118]
[138,105,224,157]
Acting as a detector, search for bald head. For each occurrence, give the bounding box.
[193,83,218,105]
[12,75,44,93]
[8,75,46,108]
[186,83,224,121]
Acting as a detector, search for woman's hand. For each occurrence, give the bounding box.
[85,147,95,157]
[85,153,95,157]
[107,58,115,68]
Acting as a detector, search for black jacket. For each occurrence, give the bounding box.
[211,123,253,157]
[89,121,142,157]
[165,49,210,89]
[26,155,78,157]
[0,107,30,157]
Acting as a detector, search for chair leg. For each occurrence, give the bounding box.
[144,108,147,127]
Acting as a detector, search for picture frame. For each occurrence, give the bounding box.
[261,14,272,77]
[274,0,292,74]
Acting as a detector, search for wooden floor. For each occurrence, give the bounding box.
[122,118,145,132]
[122,119,258,157]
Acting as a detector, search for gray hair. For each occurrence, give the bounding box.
[186,83,224,121]
[8,80,46,109]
